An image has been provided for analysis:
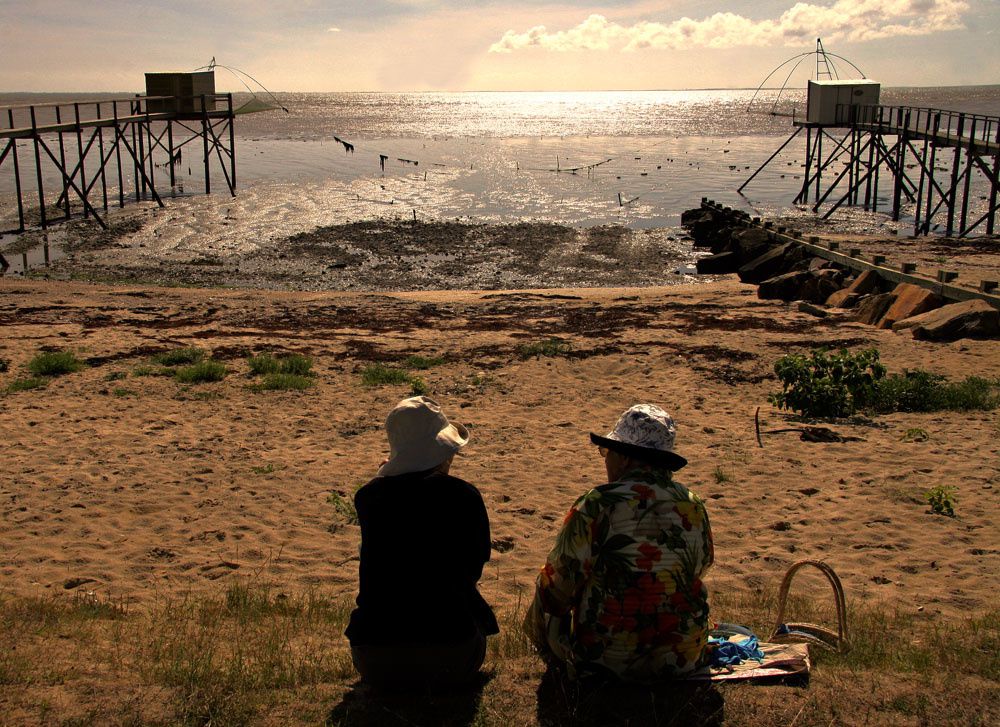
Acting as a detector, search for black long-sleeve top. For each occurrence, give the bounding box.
[345,469,499,646]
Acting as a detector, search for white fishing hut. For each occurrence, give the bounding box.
[806,79,880,125]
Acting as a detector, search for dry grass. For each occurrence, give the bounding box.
[0,582,997,726]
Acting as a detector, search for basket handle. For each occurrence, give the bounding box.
[770,559,849,649]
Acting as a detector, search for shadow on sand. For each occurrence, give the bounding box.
[536,664,725,726]
[326,671,492,726]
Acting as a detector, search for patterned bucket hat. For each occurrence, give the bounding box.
[590,404,687,471]
[378,396,469,477]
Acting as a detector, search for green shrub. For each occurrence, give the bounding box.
[360,363,412,387]
[175,360,227,384]
[770,348,885,418]
[28,351,85,377]
[874,372,999,413]
[409,376,428,396]
[328,492,358,525]
[152,347,204,366]
[112,387,137,398]
[517,338,572,360]
[925,485,957,517]
[253,373,314,391]
[6,376,48,393]
[247,353,281,375]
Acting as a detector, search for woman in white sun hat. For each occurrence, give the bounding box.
[524,404,715,682]
[346,396,498,689]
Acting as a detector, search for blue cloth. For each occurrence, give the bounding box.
[707,635,766,667]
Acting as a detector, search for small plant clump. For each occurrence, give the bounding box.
[360,363,414,387]
[248,352,313,377]
[712,466,731,484]
[175,360,227,384]
[28,350,86,377]
[925,485,957,517]
[0,358,9,373]
[152,347,205,366]
[253,373,314,391]
[328,491,359,525]
[517,337,572,360]
[5,376,48,393]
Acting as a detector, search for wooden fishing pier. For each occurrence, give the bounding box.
[741,100,1000,237]
[0,92,237,235]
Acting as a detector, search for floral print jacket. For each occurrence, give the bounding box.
[526,468,714,680]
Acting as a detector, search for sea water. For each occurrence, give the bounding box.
[1,87,999,273]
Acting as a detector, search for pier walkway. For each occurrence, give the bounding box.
[743,103,1000,237]
[0,94,237,236]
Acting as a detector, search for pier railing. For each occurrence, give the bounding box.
[835,103,1000,153]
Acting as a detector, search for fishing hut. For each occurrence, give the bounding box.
[741,42,1000,237]
[0,70,238,236]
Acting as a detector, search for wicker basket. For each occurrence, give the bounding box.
[769,559,850,653]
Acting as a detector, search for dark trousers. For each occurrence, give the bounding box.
[351,630,487,690]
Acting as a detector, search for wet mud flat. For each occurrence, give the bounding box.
[12,212,700,291]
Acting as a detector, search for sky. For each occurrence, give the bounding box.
[2,0,999,92]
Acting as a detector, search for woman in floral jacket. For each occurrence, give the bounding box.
[524,404,714,681]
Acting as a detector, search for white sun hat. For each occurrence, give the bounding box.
[377,396,470,477]
[589,404,687,471]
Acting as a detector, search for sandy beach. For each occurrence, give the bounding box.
[2,272,998,622]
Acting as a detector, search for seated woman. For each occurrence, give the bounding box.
[524,404,714,682]
[346,396,498,689]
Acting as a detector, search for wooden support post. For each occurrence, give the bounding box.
[892,111,909,221]
[945,114,965,235]
[54,106,70,218]
[988,121,1000,235]
[74,103,88,218]
[913,112,932,235]
[131,100,141,201]
[815,128,823,203]
[202,96,211,195]
[796,126,812,204]
[167,121,175,188]
[96,103,108,211]
[228,94,236,193]
[8,108,25,232]
[923,112,941,235]
[113,102,126,208]
[30,106,47,229]
[959,117,976,235]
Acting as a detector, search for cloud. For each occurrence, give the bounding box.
[327,26,342,32]
[489,0,969,53]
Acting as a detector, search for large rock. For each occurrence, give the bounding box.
[689,215,723,247]
[893,299,1000,341]
[696,251,740,274]
[707,225,739,254]
[729,228,773,264]
[844,269,883,296]
[799,274,843,304]
[681,208,710,226]
[876,283,943,329]
[758,271,811,301]
[738,242,806,284]
[826,288,861,308]
[855,293,896,325]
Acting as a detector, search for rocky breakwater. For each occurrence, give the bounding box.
[682,205,1000,342]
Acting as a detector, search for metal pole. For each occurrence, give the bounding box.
[738,126,803,193]
[8,108,25,232]
[30,106,47,229]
